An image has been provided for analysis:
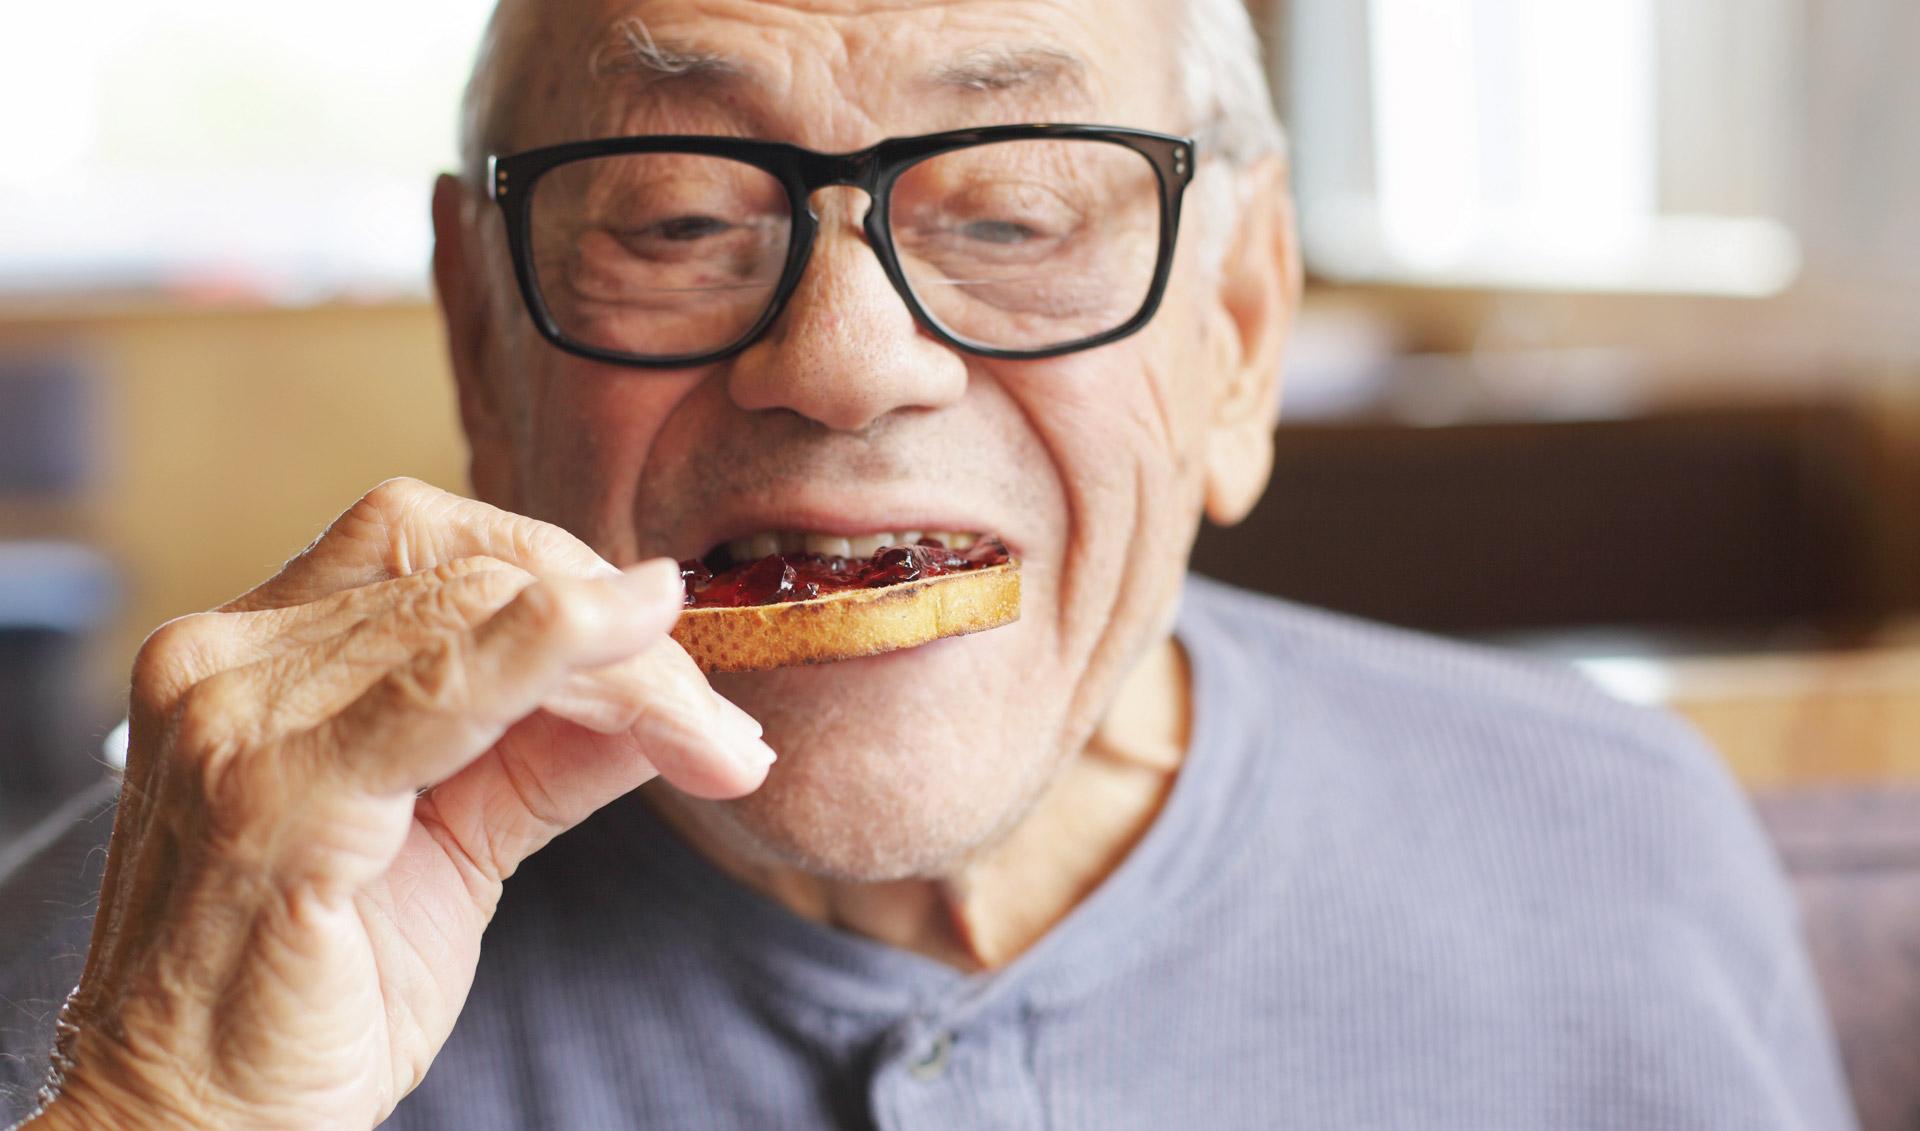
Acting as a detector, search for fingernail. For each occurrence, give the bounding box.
[614,558,684,608]
[731,734,778,772]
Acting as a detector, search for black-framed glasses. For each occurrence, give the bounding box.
[487,123,1196,368]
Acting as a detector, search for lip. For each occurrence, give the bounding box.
[681,498,1024,563]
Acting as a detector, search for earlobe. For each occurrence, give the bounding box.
[432,174,517,507]
[1204,420,1276,526]
[1201,156,1301,527]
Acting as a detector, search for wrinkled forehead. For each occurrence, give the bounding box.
[491,0,1179,153]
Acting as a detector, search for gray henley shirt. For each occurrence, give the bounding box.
[0,577,1857,1129]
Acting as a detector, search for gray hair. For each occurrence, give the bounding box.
[1180,0,1288,167]
[1176,0,1289,272]
[461,1,1284,179]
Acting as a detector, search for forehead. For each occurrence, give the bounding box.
[501,0,1179,150]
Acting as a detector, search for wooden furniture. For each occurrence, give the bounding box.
[1582,623,1920,787]
[1192,406,1886,636]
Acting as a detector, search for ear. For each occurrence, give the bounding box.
[432,173,518,508]
[1202,155,1302,527]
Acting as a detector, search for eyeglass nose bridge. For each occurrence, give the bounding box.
[793,145,887,199]
[773,145,929,339]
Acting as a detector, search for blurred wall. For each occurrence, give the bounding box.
[1292,284,1920,618]
[0,301,467,695]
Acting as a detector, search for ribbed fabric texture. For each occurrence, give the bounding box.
[0,577,1857,1129]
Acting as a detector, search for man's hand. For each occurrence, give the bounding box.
[29,478,773,1129]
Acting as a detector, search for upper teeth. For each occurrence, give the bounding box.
[723,530,979,562]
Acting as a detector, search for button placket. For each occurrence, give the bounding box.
[906,1030,953,1080]
[870,1017,955,1130]
[867,1004,1048,1131]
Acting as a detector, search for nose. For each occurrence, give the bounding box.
[725,188,968,433]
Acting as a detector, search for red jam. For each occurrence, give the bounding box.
[680,536,1012,609]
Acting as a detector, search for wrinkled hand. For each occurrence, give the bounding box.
[30,479,773,1130]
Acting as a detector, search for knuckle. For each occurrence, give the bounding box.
[171,672,248,758]
[446,557,536,600]
[135,612,220,671]
[510,579,595,649]
[432,554,522,584]
[387,632,476,715]
[508,578,567,635]
[500,524,547,572]
[413,574,484,629]
[194,738,265,823]
[461,566,537,610]
[340,478,440,567]
[130,613,226,713]
[406,568,525,635]
[191,739,288,852]
[165,676,275,838]
[362,475,434,515]
[505,514,602,576]
[517,520,572,561]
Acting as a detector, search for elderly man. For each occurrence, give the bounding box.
[0,1,1856,1128]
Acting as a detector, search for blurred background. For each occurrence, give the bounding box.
[0,0,1916,1121]
[1,3,1917,843]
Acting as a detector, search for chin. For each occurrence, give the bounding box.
[695,617,1065,882]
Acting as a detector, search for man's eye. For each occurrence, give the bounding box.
[652,215,733,241]
[961,219,1041,245]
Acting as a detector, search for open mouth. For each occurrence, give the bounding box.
[680,530,1012,609]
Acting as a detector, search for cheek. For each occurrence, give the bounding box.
[1005,319,1210,531]
[997,336,1207,633]
[1146,303,1222,462]
[510,361,706,559]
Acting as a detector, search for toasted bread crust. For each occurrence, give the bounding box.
[671,562,1020,673]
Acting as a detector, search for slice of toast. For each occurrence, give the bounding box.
[672,562,1019,673]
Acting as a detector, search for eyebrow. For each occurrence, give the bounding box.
[592,17,744,88]
[592,19,1092,115]
[927,45,1089,99]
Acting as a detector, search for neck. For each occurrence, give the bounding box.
[648,634,1192,970]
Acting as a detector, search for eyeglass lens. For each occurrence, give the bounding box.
[525,138,1164,360]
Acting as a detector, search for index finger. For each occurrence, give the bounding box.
[223,478,619,614]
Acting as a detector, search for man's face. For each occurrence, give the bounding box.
[443,0,1288,880]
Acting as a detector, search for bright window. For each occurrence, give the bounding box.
[1286,0,1802,295]
[0,1,496,304]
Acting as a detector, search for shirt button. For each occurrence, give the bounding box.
[907,1031,953,1080]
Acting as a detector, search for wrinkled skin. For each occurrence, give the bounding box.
[30,0,1295,1126]
[443,0,1296,886]
[37,482,773,1129]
